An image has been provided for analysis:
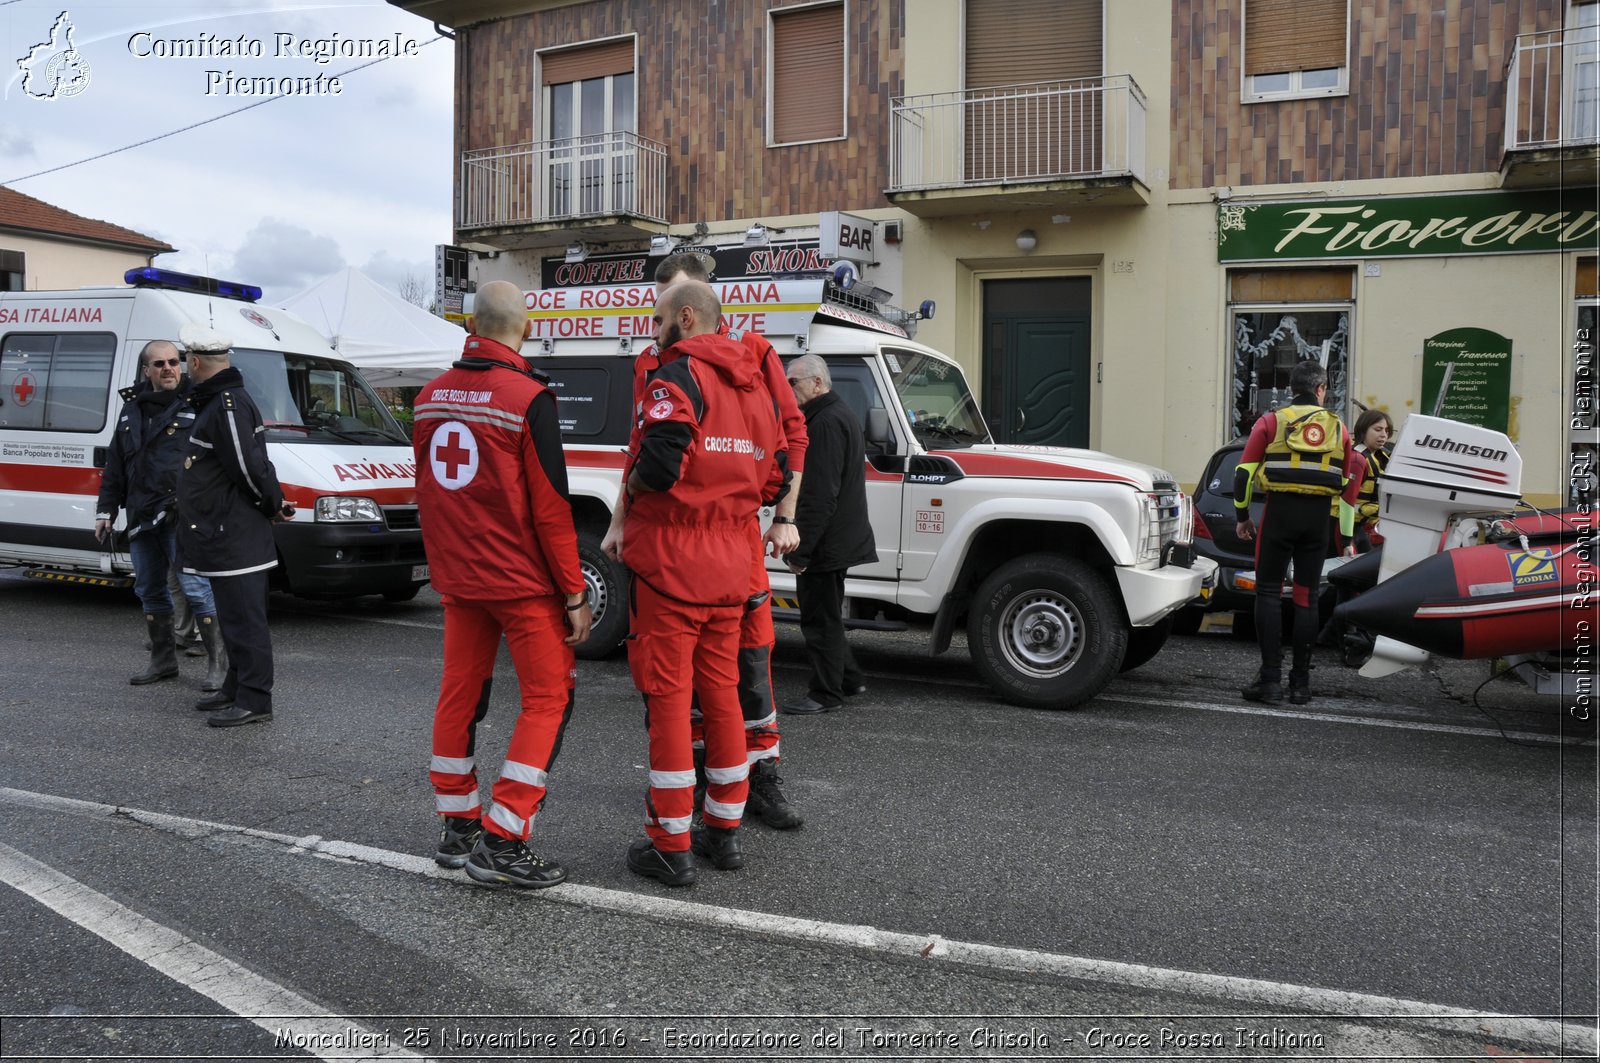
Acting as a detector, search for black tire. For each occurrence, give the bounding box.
[967,554,1127,710]
[575,529,628,660]
[1119,616,1173,673]
[1169,604,1205,637]
[382,583,424,602]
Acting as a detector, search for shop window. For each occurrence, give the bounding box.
[1242,0,1349,103]
[541,39,637,218]
[0,249,22,291]
[770,2,845,145]
[1228,269,1354,440]
[0,332,115,431]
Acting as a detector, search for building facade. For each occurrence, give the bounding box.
[391,0,1598,503]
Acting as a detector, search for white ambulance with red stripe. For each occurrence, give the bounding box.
[529,274,1215,709]
[0,268,427,600]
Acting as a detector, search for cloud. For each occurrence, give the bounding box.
[359,249,434,298]
[229,217,345,293]
[0,128,36,160]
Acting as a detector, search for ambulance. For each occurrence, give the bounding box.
[0,268,428,600]
[522,272,1213,709]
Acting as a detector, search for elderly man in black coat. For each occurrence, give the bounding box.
[780,355,876,715]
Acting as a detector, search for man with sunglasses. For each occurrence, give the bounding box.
[96,340,226,693]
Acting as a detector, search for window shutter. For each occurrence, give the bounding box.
[541,38,634,85]
[772,4,845,143]
[966,0,1102,88]
[1245,0,1347,77]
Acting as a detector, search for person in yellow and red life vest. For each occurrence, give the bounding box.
[601,251,809,831]
[1345,408,1394,553]
[1233,360,1365,706]
[414,279,592,890]
[621,279,784,887]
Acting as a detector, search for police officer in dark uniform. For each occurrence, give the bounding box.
[177,326,293,728]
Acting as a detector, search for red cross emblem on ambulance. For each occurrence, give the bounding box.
[429,421,479,490]
[12,373,36,406]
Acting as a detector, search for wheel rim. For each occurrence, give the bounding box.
[997,590,1084,678]
[580,557,609,619]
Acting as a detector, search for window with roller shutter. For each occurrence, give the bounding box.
[1242,0,1350,103]
[769,3,846,145]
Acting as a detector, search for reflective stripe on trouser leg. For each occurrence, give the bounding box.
[483,595,576,840]
[632,580,719,852]
[431,597,501,819]
[697,605,748,829]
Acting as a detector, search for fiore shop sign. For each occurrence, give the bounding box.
[1217,191,1600,262]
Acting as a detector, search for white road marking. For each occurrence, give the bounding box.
[1097,692,1584,744]
[0,838,428,1062]
[0,786,1590,1055]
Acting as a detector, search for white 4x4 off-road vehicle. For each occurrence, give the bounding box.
[528,277,1214,709]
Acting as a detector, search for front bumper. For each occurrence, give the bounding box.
[272,521,426,598]
[1116,556,1218,627]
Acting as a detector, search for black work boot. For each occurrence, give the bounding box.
[745,759,803,830]
[197,615,228,692]
[691,825,745,870]
[131,614,179,685]
[1241,667,1283,704]
[1288,672,1313,705]
[626,838,697,887]
[464,832,566,888]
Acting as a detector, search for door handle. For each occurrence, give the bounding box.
[1017,407,1026,431]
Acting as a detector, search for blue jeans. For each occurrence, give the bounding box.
[131,525,216,618]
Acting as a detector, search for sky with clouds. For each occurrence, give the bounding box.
[0,0,453,304]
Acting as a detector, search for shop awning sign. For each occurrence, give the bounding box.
[1217,190,1600,262]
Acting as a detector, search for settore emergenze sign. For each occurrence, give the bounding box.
[1216,190,1600,262]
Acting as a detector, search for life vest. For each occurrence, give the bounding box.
[1259,404,1346,497]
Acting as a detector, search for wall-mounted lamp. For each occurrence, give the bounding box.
[744,224,770,247]
[564,241,588,263]
[1015,229,1038,252]
[648,234,673,255]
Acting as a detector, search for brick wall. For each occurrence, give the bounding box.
[456,0,903,221]
[1170,0,1563,189]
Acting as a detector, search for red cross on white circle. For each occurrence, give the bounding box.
[429,421,479,490]
[12,373,36,406]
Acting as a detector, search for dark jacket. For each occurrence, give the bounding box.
[95,381,197,538]
[177,367,285,577]
[791,389,875,573]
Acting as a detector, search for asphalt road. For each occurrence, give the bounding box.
[0,571,1594,1061]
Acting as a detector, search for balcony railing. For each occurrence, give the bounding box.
[1506,27,1600,151]
[889,75,1147,192]
[458,131,668,230]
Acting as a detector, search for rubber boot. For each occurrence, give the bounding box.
[197,615,228,692]
[172,576,205,656]
[131,614,179,685]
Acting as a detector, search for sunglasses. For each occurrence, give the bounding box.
[146,359,181,368]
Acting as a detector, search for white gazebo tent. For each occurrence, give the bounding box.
[280,268,464,387]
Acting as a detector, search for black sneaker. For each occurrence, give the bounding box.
[626,838,697,887]
[434,815,483,869]
[464,833,567,889]
[1240,673,1284,704]
[690,826,745,870]
[746,760,803,830]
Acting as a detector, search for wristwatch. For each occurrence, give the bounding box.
[770,516,795,525]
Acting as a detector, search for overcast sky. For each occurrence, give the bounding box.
[1,0,453,304]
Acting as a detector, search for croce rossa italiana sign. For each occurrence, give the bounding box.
[1216,190,1599,262]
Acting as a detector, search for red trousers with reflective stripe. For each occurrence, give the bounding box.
[629,579,747,852]
[690,546,781,763]
[429,594,575,840]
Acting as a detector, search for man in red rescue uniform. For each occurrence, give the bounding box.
[414,279,593,889]
[622,279,784,886]
[602,252,808,831]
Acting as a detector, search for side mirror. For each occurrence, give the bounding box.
[866,408,896,455]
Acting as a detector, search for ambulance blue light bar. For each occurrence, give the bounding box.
[124,268,263,303]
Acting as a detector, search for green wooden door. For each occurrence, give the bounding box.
[982,277,1092,447]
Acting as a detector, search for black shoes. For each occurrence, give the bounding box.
[1241,671,1284,704]
[1288,671,1313,706]
[690,826,744,870]
[194,690,234,712]
[780,696,835,715]
[745,759,803,830]
[464,832,567,889]
[206,704,271,727]
[843,683,868,697]
[434,815,484,869]
[626,838,697,887]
